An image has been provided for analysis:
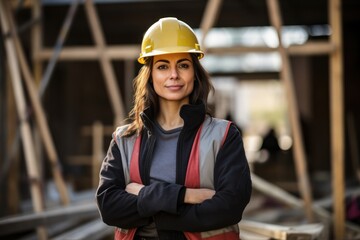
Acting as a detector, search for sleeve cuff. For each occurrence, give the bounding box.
[137,182,184,217]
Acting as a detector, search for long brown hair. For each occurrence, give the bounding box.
[123,53,214,136]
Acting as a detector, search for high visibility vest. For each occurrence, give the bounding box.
[113,116,240,240]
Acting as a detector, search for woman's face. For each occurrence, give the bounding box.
[151,53,195,104]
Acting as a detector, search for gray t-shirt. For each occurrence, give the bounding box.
[137,121,182,237]
[150,121,182,183]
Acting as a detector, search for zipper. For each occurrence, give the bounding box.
[176,130,184,184]
[144,131,156,185]
[140,112,156,185]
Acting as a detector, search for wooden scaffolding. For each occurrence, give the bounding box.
[0,0,348,239]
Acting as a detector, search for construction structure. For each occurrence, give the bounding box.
[0,0,359,239]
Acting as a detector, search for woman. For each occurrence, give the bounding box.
[96,17,252,240]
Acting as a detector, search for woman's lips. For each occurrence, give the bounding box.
[166,85,183,91]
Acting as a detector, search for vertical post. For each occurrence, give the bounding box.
[0,1,47,239]
[6,73,20,215]
[92,121,104,188]
[31,0,42,86]
[124,60,135,113]
[84,0,126,126]
[200,0,223,50]
[5,0,70,206]
[266,0,314,221]
[329,0,345,238]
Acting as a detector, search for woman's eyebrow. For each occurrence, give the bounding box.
[177,58,192,63]
[154,59,169,64]
[154,58,191,64]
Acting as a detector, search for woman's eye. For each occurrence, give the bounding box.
[179,63,189,69]
[157,65,168,70]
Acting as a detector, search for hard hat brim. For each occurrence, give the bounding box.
[138,50,204,64]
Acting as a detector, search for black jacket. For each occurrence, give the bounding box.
[96,102,252,239]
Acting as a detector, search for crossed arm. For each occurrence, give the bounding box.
[126,182,215,204]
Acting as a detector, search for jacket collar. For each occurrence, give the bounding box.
[140,101,206,133]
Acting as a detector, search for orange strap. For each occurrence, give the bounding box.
[129,135,142,184]
[184,124,203,188]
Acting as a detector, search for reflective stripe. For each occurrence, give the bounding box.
[184,117,239,239]
[130,135,142,184]
[113,125,138,185]
[184,123,202,188]
[198,117,231,188]
[113,125,139,240]
[114,227,136,240]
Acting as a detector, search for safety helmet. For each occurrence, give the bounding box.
[138,17,204,64]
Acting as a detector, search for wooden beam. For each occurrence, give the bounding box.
[37,45,139,60]
[38,0,80,96]
[266,0,314,221]
[5,74,20,216]
[52,218,113,240]
[208,41,335,55]
[84,0,126,126]
[4,0,70,206]
[31,0,42,86]
[251,173,360,239]
[0,1,46,239]
[239,220,324,240]
[200,0,223,50]
[0,202,98,236]
[287,41,335,55]
[329,0,345,238]
[36,41,334,62]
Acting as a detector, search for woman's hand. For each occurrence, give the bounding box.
[184,188,215,204]
[126,182,145,196]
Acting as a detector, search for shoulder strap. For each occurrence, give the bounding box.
[185,117,232,188]
[129,135,142,184]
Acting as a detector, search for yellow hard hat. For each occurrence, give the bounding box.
[138,17,204,64]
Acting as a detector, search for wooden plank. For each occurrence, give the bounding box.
[0,202,98,236]
[240,229,270,240]
[239,220,324,240]
[52,218,113,240]
[251,174,302,208]
[0,1,46,239]
[17,219,84,240]
[287,41,335,55]
[84,0,125,126]
[252,173,360,239]
[37,45,139,60]
[266,0,314,222]
[4,0,70,206]
[329,0,345,238]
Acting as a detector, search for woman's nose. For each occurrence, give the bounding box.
[169,66,179,80]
